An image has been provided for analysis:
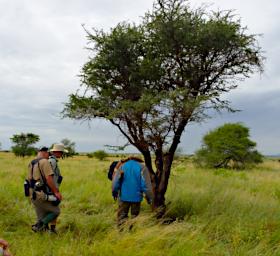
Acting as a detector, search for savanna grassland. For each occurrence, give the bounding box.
[1,152,280,255]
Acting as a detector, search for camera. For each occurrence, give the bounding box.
[34,181,44,192]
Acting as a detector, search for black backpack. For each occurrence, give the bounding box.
[108,161,118,181]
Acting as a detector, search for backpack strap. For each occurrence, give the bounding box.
[29,158,42,188]
[30,158,50,193]
[30,158,43,179]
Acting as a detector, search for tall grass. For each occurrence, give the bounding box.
[1,152,280,255]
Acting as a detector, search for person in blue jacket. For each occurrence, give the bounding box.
[112,157,154,226]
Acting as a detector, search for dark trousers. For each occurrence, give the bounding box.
[117,201,141,226]
[32,199,60,223]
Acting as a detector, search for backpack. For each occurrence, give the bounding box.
[108,161,118,181]
[24,158,49,196]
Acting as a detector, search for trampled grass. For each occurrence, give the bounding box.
[1,152,280,255]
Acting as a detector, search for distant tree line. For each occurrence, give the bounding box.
[5,123,265,170]
[9,133,76,157]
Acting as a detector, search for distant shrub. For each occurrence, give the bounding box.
[93,150,108,161]
[87,153,94,158]
[194,123,263,169]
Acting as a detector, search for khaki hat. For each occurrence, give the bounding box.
[50,144,68,153]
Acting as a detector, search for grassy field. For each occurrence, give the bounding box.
[1,152,280,255]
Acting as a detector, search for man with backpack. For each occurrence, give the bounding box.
[26,146,62,232]
[112,157,154,226]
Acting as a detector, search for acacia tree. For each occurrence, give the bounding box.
[194,123,263,169]
[61,138,76,157]
[63,0,263,208]
[10,133,39,157]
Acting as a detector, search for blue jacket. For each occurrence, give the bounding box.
[112,160,153,203]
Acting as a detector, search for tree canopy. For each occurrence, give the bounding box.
[63,0,263,207]
[194,123,263,169]
[10,133,39,157]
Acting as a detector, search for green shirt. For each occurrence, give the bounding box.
[48,156,61,189]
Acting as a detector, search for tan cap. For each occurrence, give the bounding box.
[50,144,68,153]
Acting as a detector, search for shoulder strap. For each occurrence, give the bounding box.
[30,157,43,180]
[37,161,47,184]
[49,156,58,173]
[31,158,48,188]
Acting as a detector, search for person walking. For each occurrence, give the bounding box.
[48,144,67,233]
[26,147,62,232]
[112,157,154,226]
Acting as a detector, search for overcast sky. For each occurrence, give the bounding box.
[0,0,279,155]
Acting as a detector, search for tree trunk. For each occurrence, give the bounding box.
[154,154,173,211]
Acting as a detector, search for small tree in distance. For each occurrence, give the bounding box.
[63,0,264,208]
[61,138,76,157]
[10,133,39,157]
[194,123,263,169]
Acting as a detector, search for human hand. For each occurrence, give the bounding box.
[147,199,153,205]
[112,191,118,201]
[54,192,62,201]
[144,196,152,205]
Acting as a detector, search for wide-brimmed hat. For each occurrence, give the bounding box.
[50,144,68,153]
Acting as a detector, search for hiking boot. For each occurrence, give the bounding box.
[31,221,47,232]
[49,225,58,234]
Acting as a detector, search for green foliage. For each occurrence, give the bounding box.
[86,152,94,158]
[61,138,77,157]
[92,150,108,161]
[86,153,93,158]
[104,142,130,152]
[63,0,264,184]
[194,123,263,169]
[10,133,39,157]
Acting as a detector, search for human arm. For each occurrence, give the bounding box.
[140,165,154,204]
[46,175,62,201]
[112,168,123,200]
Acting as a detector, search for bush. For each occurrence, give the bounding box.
[194,123,263,169]
[87,153,94,158]
[93,150,108,161]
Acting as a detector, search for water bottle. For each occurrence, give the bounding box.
[24,180,30,197]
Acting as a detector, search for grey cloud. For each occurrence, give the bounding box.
[182,89,280,155]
